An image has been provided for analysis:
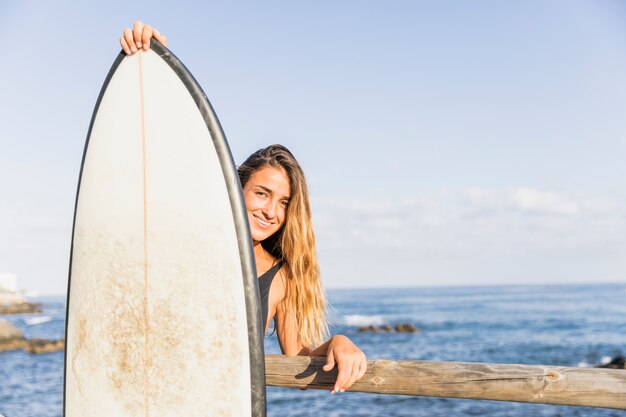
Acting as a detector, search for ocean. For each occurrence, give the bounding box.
[1,283,625,417]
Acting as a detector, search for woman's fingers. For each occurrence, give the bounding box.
[323,348,340,393]
[133,21,144,49]
[123,27,136,54]
[343,361,361,392]
[334,358,351,393]
[140,24,153,50]
[322,348,335,372]
[120,36,131,55]
[336,353,367,392]
[338,359,358,392]
[323,335,367,393]
[121,22,167,55]
[153,29,167,46]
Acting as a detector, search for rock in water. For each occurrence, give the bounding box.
[0,318,26,351]
[0,318,65,354]
[358,325,393,332]
[23,338,65,354]
[0,302,43,315]
[0,318,23,339]
[358,323,420,333]
[395,323,418,333]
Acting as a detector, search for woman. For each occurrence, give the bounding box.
[120,22,367,394]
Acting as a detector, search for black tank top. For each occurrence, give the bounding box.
[259,260,283,331]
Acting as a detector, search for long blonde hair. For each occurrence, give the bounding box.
[238,145,328,348]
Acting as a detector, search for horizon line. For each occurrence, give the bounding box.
[28,279,626,298]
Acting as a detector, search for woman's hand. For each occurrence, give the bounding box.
[119,21,167,55]
[322,335,367,393]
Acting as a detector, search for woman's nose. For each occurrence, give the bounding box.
[262,200,276,217]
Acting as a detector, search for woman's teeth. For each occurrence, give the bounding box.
[255,215,271,227]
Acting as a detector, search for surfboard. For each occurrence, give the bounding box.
[63,40,266,417]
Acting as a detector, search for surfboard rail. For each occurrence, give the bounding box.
[265,355,626,410]
[64,39,265,416]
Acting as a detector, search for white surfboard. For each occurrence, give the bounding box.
[64,41,265,417]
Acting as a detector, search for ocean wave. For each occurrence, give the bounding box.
[23,316,53,326]
[578,356,614,368]
[600,356,613,365]
[342,314,385,326]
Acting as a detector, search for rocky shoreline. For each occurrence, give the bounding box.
[358,323,420,333]
[0,318,64,354]
[355,322,624,370]
[0,302,43,315]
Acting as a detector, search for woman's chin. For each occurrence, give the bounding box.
[250,228,274,243]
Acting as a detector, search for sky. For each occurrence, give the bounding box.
[1,1,625,294]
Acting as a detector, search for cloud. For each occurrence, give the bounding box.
[314,187,625,258]
[581,200,617,214]
[314,192,451,250]
[465,187,580,216]
[465,187,502,212]
[506,188,579,215]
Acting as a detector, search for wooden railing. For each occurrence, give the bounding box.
[265,355,626,410]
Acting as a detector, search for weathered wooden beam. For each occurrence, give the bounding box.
[265,355,626,410]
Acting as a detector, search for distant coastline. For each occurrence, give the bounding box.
[0,272,42,314]
[0,273,63,354]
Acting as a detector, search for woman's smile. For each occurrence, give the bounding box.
[253,214,273,228]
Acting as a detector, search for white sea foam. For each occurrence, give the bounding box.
[576,361,590,368]
[24,316,52,326]
[600,356,613,365]
[342,314,385,327]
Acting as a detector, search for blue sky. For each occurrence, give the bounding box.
[1,1,625,294]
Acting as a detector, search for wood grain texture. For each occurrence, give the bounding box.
[265,355,626,410]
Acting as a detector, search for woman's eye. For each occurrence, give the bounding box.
[256,192,268,198]
[280,201,289,208]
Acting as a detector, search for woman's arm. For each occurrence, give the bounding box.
[119,21,167,55]
[273,273,309,355]
[274,275,367,393]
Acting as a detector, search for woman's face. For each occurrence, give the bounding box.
[242,166,291,244]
